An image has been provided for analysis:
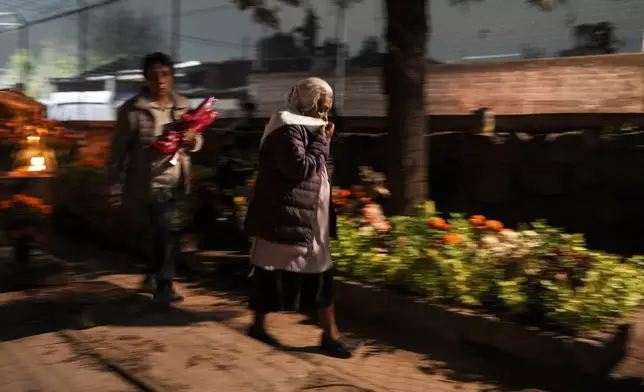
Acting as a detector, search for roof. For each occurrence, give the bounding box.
[50,59,251,91]
[77,56,143,78]
[179,86,249,100]
[0,88,45,112]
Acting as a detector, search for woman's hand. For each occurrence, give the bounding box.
[322,122,334,141]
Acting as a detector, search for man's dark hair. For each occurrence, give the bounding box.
[141,52,174,78]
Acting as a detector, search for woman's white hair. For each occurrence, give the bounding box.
[286,77,333,114]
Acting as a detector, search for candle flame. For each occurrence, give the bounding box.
[27,156,46,172]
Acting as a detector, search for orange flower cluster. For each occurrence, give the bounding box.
[426,217,462,245]
[1,194,52,214]
[468,215,505,231]
[333,189,351,207]
[469,215,486,226]
[428,217,451,231]
[332,188,372,208]
[443,233,464,245]
[337,189,351,198]
[426,214,509,246]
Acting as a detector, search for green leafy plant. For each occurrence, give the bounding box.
[330,178,644,333]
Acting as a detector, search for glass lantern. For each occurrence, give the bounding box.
[12,132,57,175]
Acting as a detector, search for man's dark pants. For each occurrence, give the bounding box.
[145,188,176,291]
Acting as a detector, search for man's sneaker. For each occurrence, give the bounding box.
[319,333,356,359]
[140,275,156,293]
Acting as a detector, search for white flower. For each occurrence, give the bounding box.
[466,241,478,252]
[359,226,376,236]
[522,230,539,238]
[500,230,521,242]
[482,235,500,247]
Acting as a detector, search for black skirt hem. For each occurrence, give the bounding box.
[248,267,334,314]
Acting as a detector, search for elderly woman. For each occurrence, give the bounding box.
[244,77,352,358]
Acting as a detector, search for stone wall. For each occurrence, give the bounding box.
[250,53,644,117]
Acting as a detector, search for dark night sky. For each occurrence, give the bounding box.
[0,0,642,67]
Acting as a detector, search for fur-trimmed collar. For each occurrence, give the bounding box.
[261,110,326,147]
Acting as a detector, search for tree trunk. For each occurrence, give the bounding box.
[383,0,428,215]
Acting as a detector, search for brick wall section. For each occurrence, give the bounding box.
[249,69,385,118]
[249,53,644,117]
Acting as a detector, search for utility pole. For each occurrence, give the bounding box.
[17,15,29,91]
[77,0,88,74]
[334,1,347,112]
[77,0,88,119]
[171,0,181,61]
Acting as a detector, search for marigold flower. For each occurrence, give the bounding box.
[338,189,351,198]
[0,200,12,209]
[485,220,504,231]
[428,217,447,230]
[12,194,27,203]
[443,233,464,245]
[443,224,452,231]
[25,196,42,207]
[469,215,486,226]
[39,205,52,214]
[334,198,347,206]
[359,197,371,203]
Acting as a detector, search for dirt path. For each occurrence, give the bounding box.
[0,251,380,392]
[0,333,138,392]
[4,239,643,392]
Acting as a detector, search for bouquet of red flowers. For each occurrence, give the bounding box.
[153,96,219,155]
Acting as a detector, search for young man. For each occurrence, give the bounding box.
[107,52,203,302]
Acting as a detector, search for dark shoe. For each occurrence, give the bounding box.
[320,333,355,359]
[140,275,156,293]
[248,325,281,347]
[153,281,183,303]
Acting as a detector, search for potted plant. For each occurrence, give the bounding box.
[0,194,52,263]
